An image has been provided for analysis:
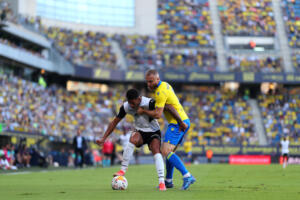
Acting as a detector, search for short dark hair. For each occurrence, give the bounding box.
[126,89,139,100]
[145,69,159,77]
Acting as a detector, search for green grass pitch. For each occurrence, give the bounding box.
[0,164,299,200]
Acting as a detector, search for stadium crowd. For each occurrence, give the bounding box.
[282,0,300,48]
[292,53,300,71]
[218,0,276,36]
[114,33,217,71]
[258,89,300,144]
[227,55,283,72]
[0,72,257,148]
[0,74,124,140]
[157,0,214,47]
[45,27,118,69]
[177,87,256,146]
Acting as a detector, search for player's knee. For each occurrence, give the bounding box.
[150,144,160,155]
[130,132,141,146]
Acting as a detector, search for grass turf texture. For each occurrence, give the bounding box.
[0,164,299,200]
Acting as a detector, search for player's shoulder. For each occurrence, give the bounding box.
[161,81,169,88]
[123,101,129,111]
[141,96,152,103]
[157,81,171,91]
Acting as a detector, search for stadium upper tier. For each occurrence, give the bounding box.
[45,27,118,69]
[282,0,300,48]
[113,34,217,71]
[2,0,300,73]
[227,55,283,72]
[157,0,214,47]
[218,0,276,36]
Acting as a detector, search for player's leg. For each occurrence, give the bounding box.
[148,133,166,190]
[114,131,143,176]
[162,119,195,190]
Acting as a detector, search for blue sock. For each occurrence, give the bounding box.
[166,158,175,180]
[167,152,188,176]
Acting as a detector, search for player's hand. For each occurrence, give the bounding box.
[96,138,105,146]
[137,107,144,115]
[179,122,188,132]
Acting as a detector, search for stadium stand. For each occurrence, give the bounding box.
[114,33,217,71]
[281,0,300,48]
[292,52,300,71]
[218,0,276,36]
[0,74,125,140]
[0,38,45,58]
[157,0,214,47]
[258,89,300,145]
[176,88,256,146]
[44,27,118,69]
[227,55,283,72]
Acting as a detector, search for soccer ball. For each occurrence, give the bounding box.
[111,176,128,190]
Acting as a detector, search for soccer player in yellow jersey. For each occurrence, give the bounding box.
[138,69,196,190]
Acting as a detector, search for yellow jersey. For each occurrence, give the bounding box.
[154,81,188,124]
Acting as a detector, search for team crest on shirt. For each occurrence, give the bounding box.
[157,92,160,95]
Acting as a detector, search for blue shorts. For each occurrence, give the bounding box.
[164,119,190,145]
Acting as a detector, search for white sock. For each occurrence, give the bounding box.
[121,142,135,172]
[154,153,165,183]
[183,172,191,178]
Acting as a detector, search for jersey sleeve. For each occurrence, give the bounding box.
[155,90,167,108]
[149,99,156,110]
[116,105,126,119]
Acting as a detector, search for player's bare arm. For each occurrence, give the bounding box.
[138,104,187,131]
[96,117,122,146]
[137,106,164,119]
[164,104,188,131]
